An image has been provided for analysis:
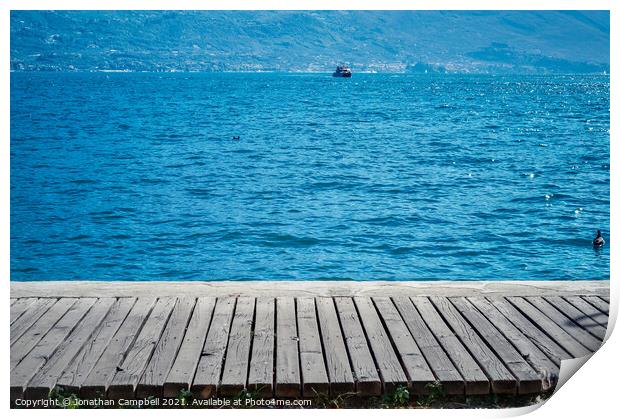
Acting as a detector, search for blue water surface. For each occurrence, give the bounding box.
[10,72,610,280]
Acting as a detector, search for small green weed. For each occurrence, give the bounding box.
[49,386,82,409]
[417,381,446,408]
[177,388,193,403]
[383,385,410,407]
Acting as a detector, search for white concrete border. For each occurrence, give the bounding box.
[10,280,610,298]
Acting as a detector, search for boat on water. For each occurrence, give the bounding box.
[332,65,352,77]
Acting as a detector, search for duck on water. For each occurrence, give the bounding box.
[593,230,605,247]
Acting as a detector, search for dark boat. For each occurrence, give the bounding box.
[332,65,352,77]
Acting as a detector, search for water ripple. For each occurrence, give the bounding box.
[10,72,610,280]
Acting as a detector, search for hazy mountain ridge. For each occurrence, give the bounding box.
[10,10,610,73]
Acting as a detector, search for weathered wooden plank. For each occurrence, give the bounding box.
[467,297,558,391]
[136,297,195,398]
[108,297,176,399]
[56,298,136,393]
[334,297,382,396]
[544,296,607,340]
[583,296,609,315]
[296,298,329,397]
[505,297,590,358]
[315,297,355,395]
[392,297,464,395]
[11,298,97,401]
[525,297,601,352]
[220,297,256,396]
[354,297,408,392]
[9,288,608,401]
[334,297,381,396]
[23,298,116,399]
[163,297,216,397]
[80,298,156,398]
[564,296,609,327]
[599,295,610,304]
[449,297,543,394]
[430,297,517,394]
[191,297,236,399]
[373,297,435,395]
[10,298,57,345]
[275,297,301,397]
[488,297,570,364]
[10,298,38,325]
[411,297,489,395]
[248,297,275,398]
[11,298,77,369]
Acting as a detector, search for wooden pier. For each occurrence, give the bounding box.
[10,281,610,403]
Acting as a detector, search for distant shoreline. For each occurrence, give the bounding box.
[9,70,611,76]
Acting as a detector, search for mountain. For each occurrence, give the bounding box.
[10,10,610,73]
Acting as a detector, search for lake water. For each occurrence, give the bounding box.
[10,72,610,281]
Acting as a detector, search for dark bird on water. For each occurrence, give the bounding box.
[593,230,605,247]
[232,136,240,140]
